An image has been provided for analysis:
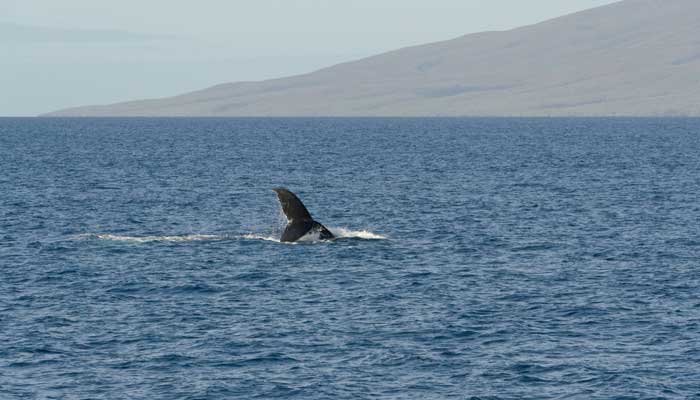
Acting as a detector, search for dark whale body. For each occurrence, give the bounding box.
[273,188,334,242]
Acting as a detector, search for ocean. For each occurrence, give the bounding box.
[1,117,699,399]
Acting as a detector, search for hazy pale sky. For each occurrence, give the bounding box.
[1,0,620,115]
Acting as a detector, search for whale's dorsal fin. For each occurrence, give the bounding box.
[273,188,312,222]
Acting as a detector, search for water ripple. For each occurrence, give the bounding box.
[1,118,700,399]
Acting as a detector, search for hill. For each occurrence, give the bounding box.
[44,0,700,117]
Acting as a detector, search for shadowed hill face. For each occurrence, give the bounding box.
[45,0,700,117]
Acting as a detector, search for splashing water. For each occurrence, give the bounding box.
[328,227,387,240]
[240,228,386,244]
[240,233,281,243]
[79,228,386,244]
[74,227,385,245]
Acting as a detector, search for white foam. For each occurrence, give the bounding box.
[240,233,281,243]
[241,232,322,244]
[240,227,385,244]
[73,227,386,245]
[329,227,387,240]
[296,230,322,243]
[81,233,225,243]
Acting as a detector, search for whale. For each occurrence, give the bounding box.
[273,188,335,242]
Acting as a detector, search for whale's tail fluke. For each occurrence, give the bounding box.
[273,188,334,242]
[273,188,312,221]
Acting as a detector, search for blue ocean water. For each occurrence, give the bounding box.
[1,117,700,399]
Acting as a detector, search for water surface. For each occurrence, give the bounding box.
[1,118,699,399]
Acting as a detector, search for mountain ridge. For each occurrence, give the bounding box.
[43,0,700,117]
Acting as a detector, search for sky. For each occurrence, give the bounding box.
[0,0,620,116]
